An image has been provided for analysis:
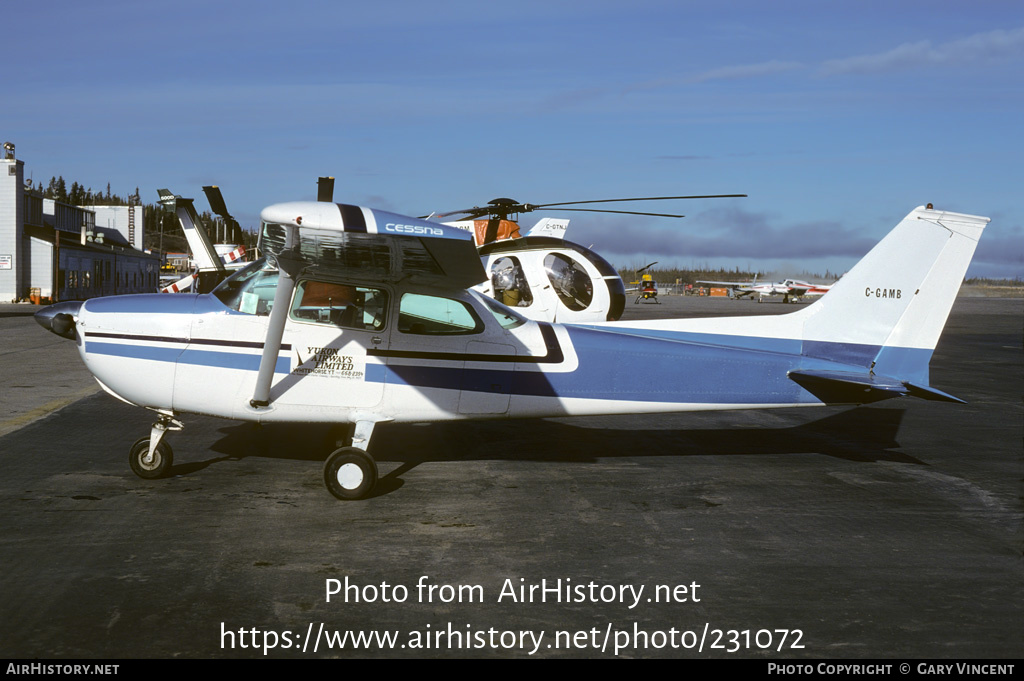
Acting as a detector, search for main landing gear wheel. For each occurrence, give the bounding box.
[324,447,378,500]
[128,438,174,479]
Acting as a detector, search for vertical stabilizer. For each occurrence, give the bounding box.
[798,206,988,383]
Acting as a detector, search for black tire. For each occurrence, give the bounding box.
[128,437,174,479]
[323,447,378,500]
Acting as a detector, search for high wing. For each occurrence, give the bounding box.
[781,279,833,297]
[696,280,756,290]
[250,201,486,407]
[785,283,810,296]
[260,201,485,287]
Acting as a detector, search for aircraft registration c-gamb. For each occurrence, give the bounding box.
[36,202,988,500]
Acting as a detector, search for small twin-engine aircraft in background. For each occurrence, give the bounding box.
[36,199,987,500]
[424,195,746,323]
[698,276,835,303]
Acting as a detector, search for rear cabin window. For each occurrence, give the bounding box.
[290,280,388,331]
[399,293,482,335]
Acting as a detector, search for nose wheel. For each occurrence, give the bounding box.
[128,415,182,479]
[129,437,174,479]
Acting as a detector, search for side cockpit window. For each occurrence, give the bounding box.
[290,279,388,331]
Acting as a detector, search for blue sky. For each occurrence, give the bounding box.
[5,0,1022,278]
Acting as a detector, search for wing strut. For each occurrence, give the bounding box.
[250,225,301,408]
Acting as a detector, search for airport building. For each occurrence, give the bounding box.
[0,142,160,303]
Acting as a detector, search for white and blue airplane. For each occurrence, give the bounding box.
[35,201,988,500]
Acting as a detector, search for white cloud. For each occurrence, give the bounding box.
[689,60,804,83]
[819,26,1024,76]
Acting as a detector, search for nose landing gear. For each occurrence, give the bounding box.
[128,415,183,479]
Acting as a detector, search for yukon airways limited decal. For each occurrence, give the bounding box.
[292,346,366,380]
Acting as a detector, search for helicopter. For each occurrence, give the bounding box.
[423,195,746,323]
[630,261,660,304]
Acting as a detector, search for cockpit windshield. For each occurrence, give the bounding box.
[212,257,280,315]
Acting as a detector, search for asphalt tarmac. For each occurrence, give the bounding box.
[0,295,1020,659]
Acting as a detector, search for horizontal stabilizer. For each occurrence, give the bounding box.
[789,370,909,405]
[789,370,964,405]
[903,382,966,404]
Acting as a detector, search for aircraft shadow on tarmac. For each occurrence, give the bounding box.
[183,406,923,494]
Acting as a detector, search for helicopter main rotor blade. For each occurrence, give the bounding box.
[433,207,490,219]
[531,194,746,209]
[427,193,745,220]
[547,208,685,218]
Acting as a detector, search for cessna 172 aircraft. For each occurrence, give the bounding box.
[36,200,987,500]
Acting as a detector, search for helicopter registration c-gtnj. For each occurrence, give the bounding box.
[36,200,987,500]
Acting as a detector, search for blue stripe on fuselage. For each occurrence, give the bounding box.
[85,341,291,374]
